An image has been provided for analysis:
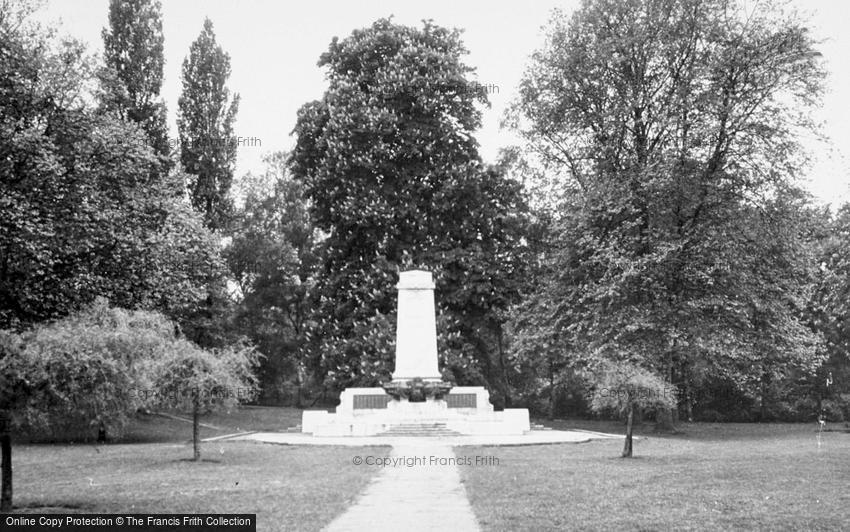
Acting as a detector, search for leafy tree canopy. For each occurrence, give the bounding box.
[508,0,826,418]
[290,18,533,390]
[0,4,224,330]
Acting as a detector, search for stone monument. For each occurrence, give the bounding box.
[301,270,529,436]
[382,270,452,401]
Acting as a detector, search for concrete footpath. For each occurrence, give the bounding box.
[323,444,480,532]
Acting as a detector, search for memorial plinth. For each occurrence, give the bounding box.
[301,270,529,437]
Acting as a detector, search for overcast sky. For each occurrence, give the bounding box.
[37,0,850,206]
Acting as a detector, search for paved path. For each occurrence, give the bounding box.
[323,443,480,532]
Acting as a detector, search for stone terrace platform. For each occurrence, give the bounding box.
[215,428,623,447]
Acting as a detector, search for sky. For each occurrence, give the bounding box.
[37,0,850,206]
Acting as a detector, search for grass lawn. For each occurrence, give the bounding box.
[117,405,306,444]
[10,407,388,532]
[23,405,307,444]
[460,421,850,531]
[12,408,850,531]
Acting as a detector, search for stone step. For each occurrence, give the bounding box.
[380,427,458,431]
[386,423,450,428]
[378,422,461,437]
[380,428,459,433]
[380,428,458,433]
[380,428,458,432]
[379,432,461,437]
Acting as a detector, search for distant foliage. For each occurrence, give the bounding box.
[806,205,850,421]
[226,153,320,403]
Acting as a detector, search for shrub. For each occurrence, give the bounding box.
[821,399,846,423]
[588,361,676,457]
[696,409,724,423]
[4,299,180,440]
[151,339,259,460]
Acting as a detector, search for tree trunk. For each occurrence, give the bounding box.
[760,372,769,421]
[548,375,556,421]
[622,403,634,458]
[295,363,303,409]
[633,405,643,425]
[683,383,694,422]
[655,406,676,432]
[496,324,510,407]
[1,428,11,512]
[192,403,200,461]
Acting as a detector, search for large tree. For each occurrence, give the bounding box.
[0,2,224,331]
[100,0,171,178]
[509,0,825,422]
[290,19,532,392]
[177,18,240,231]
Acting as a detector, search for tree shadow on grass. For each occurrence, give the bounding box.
[605,455,651,462]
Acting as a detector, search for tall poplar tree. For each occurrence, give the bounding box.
[100,0,171,176]
[177,18,240,231]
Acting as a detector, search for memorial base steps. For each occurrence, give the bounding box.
[378,422,462,437]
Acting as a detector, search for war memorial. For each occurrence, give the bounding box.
[302,270,531,437]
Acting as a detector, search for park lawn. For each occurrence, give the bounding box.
[11,441,388,532]
[118,406,306,443]
[460,422,850,531]
[10,406,385,531]
[23,405,308,444]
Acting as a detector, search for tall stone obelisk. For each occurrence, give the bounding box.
[391,270,442,382]
[302,268,530,435]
